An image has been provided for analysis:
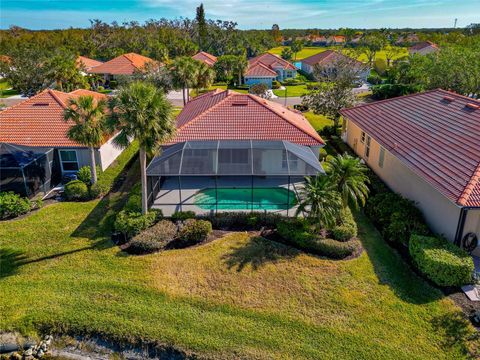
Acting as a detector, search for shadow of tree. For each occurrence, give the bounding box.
[0,248,27,278]
[222,236,299,272]
[431,311,479,357]
[354,211,444,304]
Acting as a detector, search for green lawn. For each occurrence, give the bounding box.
[0,186,475,357]
[273,84,311,97]
[269,46,408,63]
[0,80,20,98]
[304,111,334,131]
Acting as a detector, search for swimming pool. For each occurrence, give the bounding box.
[194,187,297,210]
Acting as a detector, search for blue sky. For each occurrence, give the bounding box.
[1,0,479,30]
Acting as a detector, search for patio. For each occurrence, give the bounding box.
[146,140,325,216]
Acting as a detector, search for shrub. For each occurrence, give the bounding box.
[293,104,309,112]
[203,211,284,230]
[176,219,212,247]
[314,239,361,259]
[371,83,423,100]
[64,180,89,201]
[127,220,177,254]
[319,125,339,137]
[277,218,315,245]
[367,73,383,85]
[332,207,358,241]
[171,211,196,222]
[0,192,33,219]
[77,166,92,185]
[272,80,281,89]
[114,210,157,238]
[319,148,328,161]
[124,184,142,213]
[409,235,474,287]
[89,182,111,199]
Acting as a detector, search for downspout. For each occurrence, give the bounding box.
[454,208,468,246]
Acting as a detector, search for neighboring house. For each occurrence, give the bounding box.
[301,50,369,80]
[311,35,328,46]
[396,33,420,45]
[88,52,156,81]
[146,89,325,215]
[244,53,297,88]
[329,35,346,45]
[341,89,480,254]
[192,51,217,67]
[408,41,439,56]
[76,56,104,73]
[0,89,124,197]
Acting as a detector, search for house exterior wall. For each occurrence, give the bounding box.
[245,77,274,88]
[464,209,480,256]
[345,120,462,242]
[98,133,124,170]
[301,63,314,74]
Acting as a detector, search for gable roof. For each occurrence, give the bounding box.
[249,53,296,71]
[409,41,439,51]
[192,51,218,66]
[0,89,108,148]
[341,89,480,207]
[173,89,324,146]
[244,62,278,77]
[76,56,103,71]
[301,50,363,67]
[88,53,155,75]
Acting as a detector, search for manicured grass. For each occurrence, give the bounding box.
[304,111,334,131]
[273,84,310,97]
[269,46,408,63]
[0,80,20,98]
[0,192,475,359]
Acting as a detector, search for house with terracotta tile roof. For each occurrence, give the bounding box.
[192,51,217,67]
[341,89,480,252]
[408,41,439,56]
[76,56,104,72]
[244,53,297,88]
[300,50,369,80]
[0,89,124,197]
[146,89,325,215]
[88,53,156,81]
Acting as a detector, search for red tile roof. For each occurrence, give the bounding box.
[249,53,296,71]
[192,51,217,66]
[0,89,108,148]
[409,41,439,51]
[341,89,480,207]
[332,35,346,43]
[244,62,278,77]
[76,56,103,71]
[301,50,363,67]
[173,89,324,146]
[88,53,155,75]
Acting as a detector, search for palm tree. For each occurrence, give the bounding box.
[234,55,248,86]
[170,56,199,105]
[64,95,107,184]
[295,176,342,229]
[108,81,176,214]
[195,62,216,95]
[326,154,370,209]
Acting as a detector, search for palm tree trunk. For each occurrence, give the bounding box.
[89,147,98,184]
[238,72,242,86]
[182,87,186,106]
[140,147,148,215]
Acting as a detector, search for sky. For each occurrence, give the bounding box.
[1,0,480,30]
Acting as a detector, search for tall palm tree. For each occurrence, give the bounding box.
[295,176,342,229]
[326,154,370,209]
[195,62,216,95]
[170,56,199,105]
[235,55,248,86]
[108,81,176,214]
[64,95,107,184]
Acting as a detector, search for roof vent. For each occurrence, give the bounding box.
[231,101,248,107]
[32,103,50,107]
[465,103,479,110]
[442,96,455,102]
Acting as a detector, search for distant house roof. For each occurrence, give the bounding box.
[248,53,296,72]
[301,50,363,67]
[173,89,324,146]
[76,56,103,71]
[88,53,155,75]
[192,51,218,66]
[341,89,480,207]
[244,62,278,77]
[409,41,439,52]
[331,35,346,43]
[0,89,109,148]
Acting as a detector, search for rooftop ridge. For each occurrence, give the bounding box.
[458,162,480,206]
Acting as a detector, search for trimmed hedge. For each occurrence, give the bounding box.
[201,211,284,230]
[127,220,177,254]
[371,83,423,100]
[409,235,474,287]
[64,180,89,201]
[314,238,362,259]
[176,219,212,247]
[331,207,358,242]
[114,210,159,238]
[171,211,196,222]
[0,192,41,219]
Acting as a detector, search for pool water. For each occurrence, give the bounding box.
[195,187,297,210]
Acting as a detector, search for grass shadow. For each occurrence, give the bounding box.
[222,236,299,272]
[0,248,28,278]
[354,211,444,304]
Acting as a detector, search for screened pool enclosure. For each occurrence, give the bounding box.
[0,143,54,198]
[146,140,325,216]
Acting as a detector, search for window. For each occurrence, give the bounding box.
[378,146,385,168]
[360,131,366,144]
[59,150,79,172]
[364,136,371,159]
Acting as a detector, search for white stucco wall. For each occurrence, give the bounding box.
[345,120,462,241]
[464,209,480,256]
[98,134,125,170]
